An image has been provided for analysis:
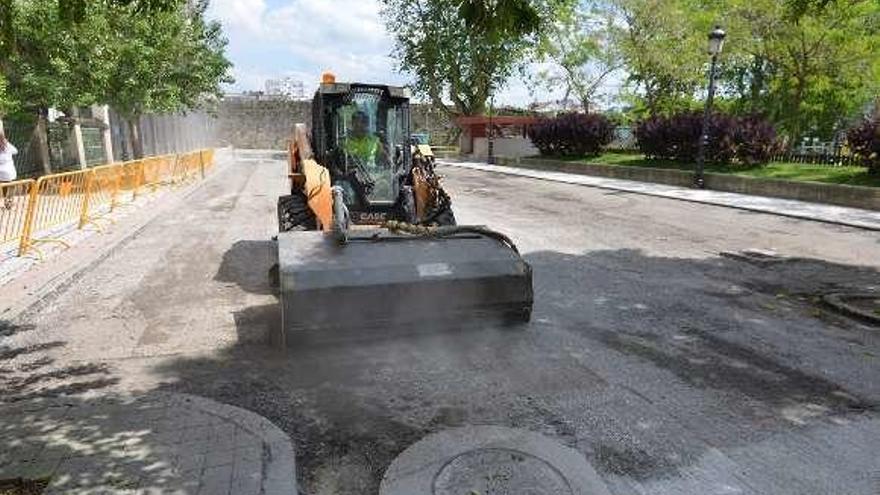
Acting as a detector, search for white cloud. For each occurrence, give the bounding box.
[209,0,404,91]
[209,0,267,36]
[209,0,580,108]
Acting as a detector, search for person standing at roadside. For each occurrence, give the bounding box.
[0,131,19,208]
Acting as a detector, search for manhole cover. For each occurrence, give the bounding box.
[434,448,573,494]
[380,426,611,495]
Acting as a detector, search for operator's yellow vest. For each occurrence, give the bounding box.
[345,135,379,163]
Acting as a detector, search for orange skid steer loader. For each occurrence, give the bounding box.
[275,74,533,338]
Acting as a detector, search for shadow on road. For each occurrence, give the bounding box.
[150,247,880,494]
[0,321,119,404]
[214,239,277,296]
[215,239,285,346]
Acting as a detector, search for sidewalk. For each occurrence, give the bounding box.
[0,154,227,323]
[442,160,880,231]
[0,392,297,494]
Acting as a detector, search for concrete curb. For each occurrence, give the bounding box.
[0,152,231,323]
[442,160,880,232]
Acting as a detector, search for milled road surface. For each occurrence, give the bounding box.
[3,153,880,494]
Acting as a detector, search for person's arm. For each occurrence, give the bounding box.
[8,143,17,155]
[374,136,394,168]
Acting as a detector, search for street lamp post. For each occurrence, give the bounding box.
[694,25,726,189]
[487,95,495,165]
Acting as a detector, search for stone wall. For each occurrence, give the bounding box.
[410,104,457,145]
[214,94,456,150]
[215,95,311,150]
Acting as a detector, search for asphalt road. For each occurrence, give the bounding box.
[3,152,880,494]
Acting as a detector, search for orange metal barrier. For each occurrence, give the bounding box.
[10,149,215,257]
[19,170,91,255]
[116,160,144,204]
[174,151,202,183]
[142,155,176,190]
[0,180,36,251]
[87,164,122,220]
[200,149,215,173]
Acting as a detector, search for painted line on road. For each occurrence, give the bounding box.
[442,160,880,232]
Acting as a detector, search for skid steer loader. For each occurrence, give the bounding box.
[275,73,532,339]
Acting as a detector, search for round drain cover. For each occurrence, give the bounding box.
[380,426,611,495]
[434,448,573,494]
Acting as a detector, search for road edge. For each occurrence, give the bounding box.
[0,155,230,323]
[442,160,880,232]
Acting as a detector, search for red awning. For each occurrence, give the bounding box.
[455,115,539,126]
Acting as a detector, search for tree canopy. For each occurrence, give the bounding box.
[381,0,574,116]
[103,0,231,121]
[0,0,229,117]
[538,0,880,141]
[724,0,880,140]
[534,1,621,112]
[0,0,230,158]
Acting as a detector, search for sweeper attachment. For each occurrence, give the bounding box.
[276,74,532,338]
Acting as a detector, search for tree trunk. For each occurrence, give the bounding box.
[34,108,52,175]
[580,97,591,114]
[127,116,144,159]
[790,77,806,145]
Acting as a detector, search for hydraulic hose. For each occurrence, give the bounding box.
[382,220,521,255]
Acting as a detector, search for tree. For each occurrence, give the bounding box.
[724,0,880,141]
[0,0,229,166]
[535,1,622,113]
[381,0,572,116]
[606,0,879,142]
[609,0,711,117]
[0,0,115,171]
[102,0,231,157]
[0,0,180,37]
[784,0,834,18]
[1,0,114,111]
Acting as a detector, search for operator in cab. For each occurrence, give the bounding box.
[344,110,389,169]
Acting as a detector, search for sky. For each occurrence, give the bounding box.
[206,0,613,107]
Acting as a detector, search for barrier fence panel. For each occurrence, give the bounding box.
[19,170,92,256]
[173,152,202,183]
[10,148,216,257]
[186,151,202,180]
[171,153,187,183]
[0,180,36,253]
[200,149,215,173]
[142,155,176,190]
[117,160,144,204]
[87,164,123,223]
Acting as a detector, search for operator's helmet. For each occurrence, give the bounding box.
[352,111,369,126]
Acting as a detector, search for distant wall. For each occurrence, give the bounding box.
[214,94,456,150]
[110,110,217,162]
[472,137,539,159]
[215,95,311,150]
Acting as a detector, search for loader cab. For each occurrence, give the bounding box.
[311,81,412,222]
